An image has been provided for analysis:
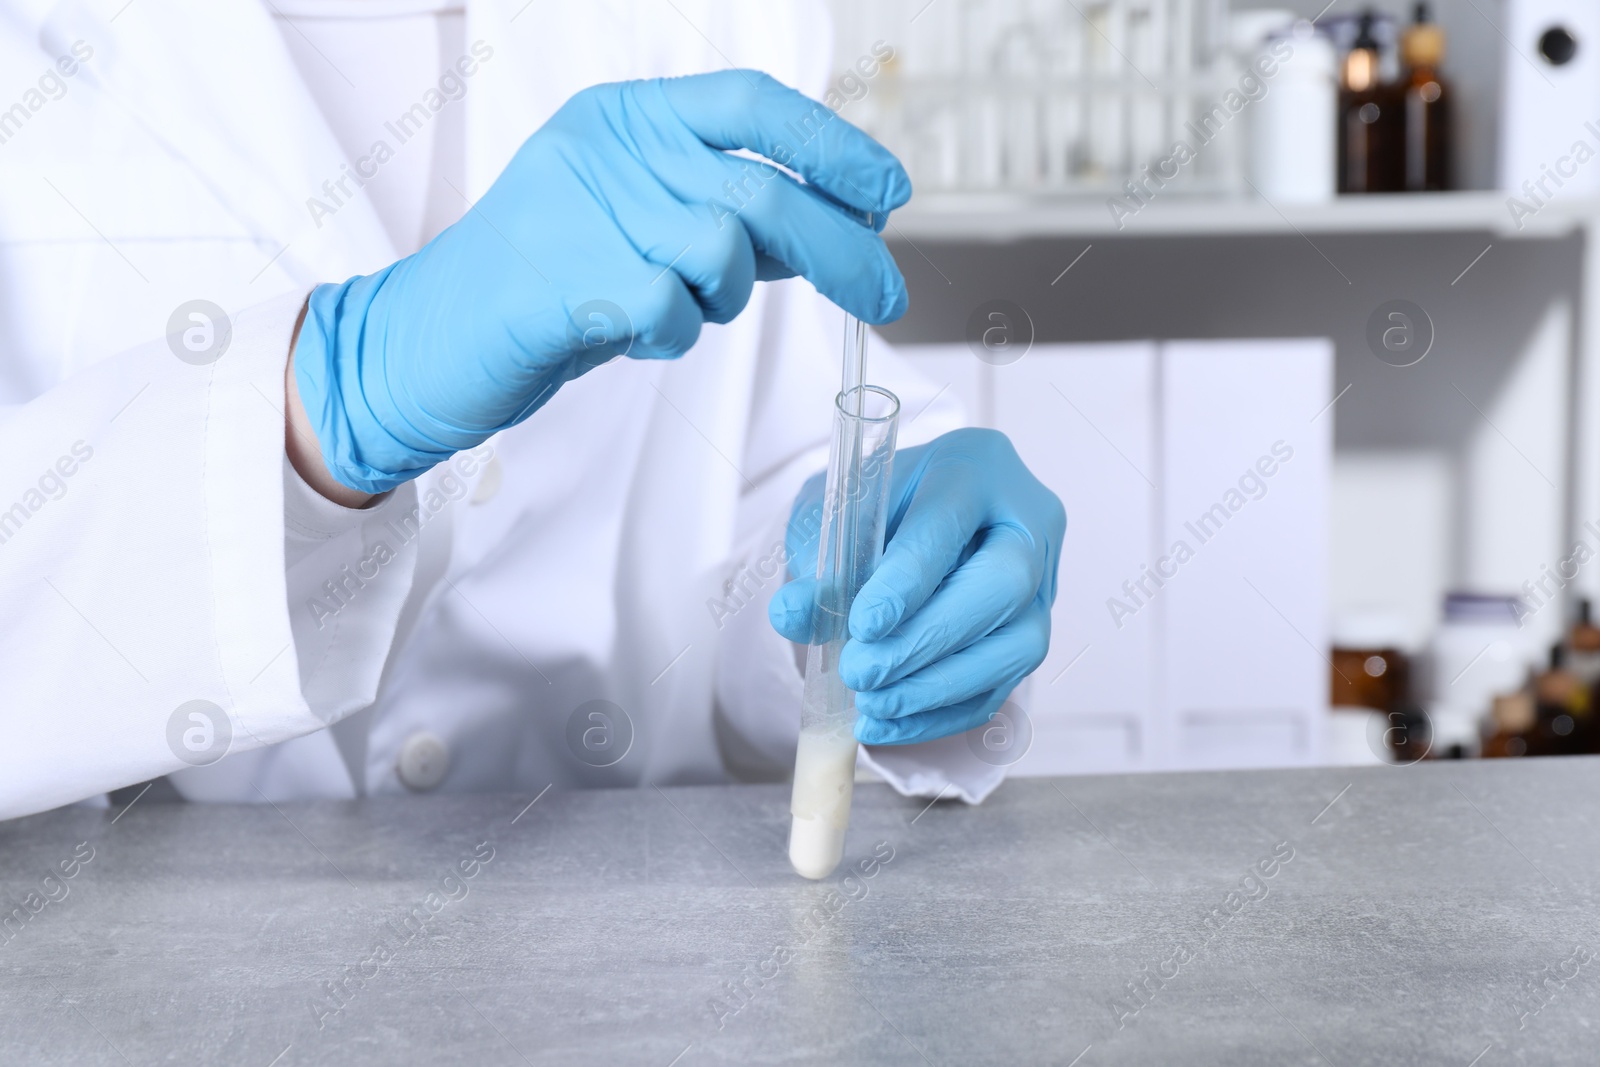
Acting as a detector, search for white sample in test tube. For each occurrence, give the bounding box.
[785,353,897,881]
[788,723,859,880]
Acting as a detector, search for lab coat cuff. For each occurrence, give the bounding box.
[202,290,339,738]
[859,735,1008,805]
[283,449,393,542]
[213,292,418,737]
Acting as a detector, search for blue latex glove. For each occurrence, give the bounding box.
[769,429,1066,746]
[294,71,911,493]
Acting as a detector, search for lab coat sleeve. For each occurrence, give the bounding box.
[0,290,416,819]
[281,454,418,723]
[711,281,1010,803]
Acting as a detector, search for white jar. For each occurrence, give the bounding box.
[1246,20,1337,203]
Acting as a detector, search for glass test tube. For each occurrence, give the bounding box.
[787,385,900,880]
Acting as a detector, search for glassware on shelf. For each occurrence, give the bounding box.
[832,0,1242,200]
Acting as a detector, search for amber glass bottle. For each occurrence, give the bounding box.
[1483,691,1535,758]
[1400,3,1451,191]
[1330,646,1409,712]
[1569,598,1600,686]
[1531,645,1592,755]
[1339,11,1404,193]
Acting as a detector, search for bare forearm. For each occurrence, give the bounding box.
[285,300,375,509]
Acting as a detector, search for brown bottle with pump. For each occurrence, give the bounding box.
[1400,3,1451,191]
[1339,10,1404,193]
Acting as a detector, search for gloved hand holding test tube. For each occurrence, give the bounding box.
[788,304,899,880]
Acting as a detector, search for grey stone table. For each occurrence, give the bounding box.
[3,758,1599,1066]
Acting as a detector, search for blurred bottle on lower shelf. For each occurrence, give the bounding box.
[1567,597,1600,686]
[1430,593,1530,759]
[1331,645,1408,713]
[1530,645,1594,755]
[1330,609,1415,763]
[1482,690,1535,758]
[1483,640,1600,759]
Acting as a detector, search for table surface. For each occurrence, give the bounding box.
[3,758,1598,1066]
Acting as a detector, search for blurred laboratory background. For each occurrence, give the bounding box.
[819,0,1600,772]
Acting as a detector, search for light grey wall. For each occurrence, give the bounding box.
[881,230,1580,451]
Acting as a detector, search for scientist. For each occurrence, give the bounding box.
[0,0,1063,819]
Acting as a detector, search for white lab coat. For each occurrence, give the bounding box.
[0,0,1004,820]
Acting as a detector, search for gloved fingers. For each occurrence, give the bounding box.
[729,166,906,323]
[839,523,1041,691]
[633,203,758,326]
[804,181,891,233]
[657,70,911,221]
[855,686,1007,746]
[849,454,988,643]
[852,608,1049,722]
[754,252,798,282]
[597,261,705,362]
[769,576,821,645]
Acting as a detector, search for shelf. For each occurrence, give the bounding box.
[888,191,1600,242]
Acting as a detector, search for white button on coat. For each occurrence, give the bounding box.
[397,733,450,791]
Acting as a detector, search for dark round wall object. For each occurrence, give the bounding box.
[1539,25,1578,66]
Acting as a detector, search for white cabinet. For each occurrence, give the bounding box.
[1158,339,1332,770]
[995,343,1158,774]
[895,337,1331,775]
[1500,0,1600,196]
